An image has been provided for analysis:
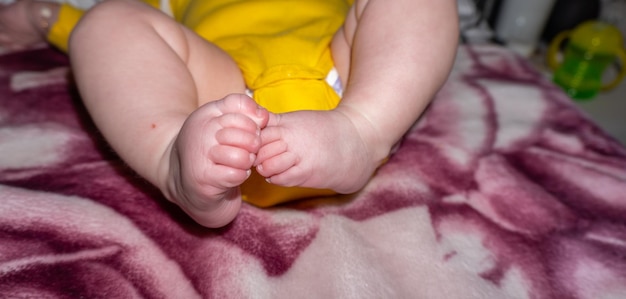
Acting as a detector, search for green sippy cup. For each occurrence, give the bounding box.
[547,21,626,100]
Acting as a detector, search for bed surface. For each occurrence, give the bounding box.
[1,45,626,298]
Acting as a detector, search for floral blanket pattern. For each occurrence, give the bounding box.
[1,45,625,298]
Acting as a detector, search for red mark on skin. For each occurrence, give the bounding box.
[151,123,156,129]
[443,251,457,262]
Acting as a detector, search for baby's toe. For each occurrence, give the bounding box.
[209,144,255,170]
[215,126,261,153]
[256,138,288,164]
[256,151,298,178]
[210,164,252,188]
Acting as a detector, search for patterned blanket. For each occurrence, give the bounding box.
[1,45,625,298]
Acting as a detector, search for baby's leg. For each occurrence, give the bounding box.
[256,0,458,193]
[70,0,268,227]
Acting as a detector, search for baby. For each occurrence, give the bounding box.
[0,0,459,227]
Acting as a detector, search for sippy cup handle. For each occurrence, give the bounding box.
[547,30,570,71]
[602,47,626,91]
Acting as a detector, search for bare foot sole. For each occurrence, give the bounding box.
[163,94,269,227]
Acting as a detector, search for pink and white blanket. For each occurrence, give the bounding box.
[1,45,626,298]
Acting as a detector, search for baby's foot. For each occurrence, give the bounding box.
[255,109,389,194]
[163,94,269,227]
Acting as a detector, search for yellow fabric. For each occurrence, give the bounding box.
[48,0,352,207]
[47,4,82,52]
[171,0,350,113]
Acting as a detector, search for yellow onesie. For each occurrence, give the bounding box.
[48,0,352,207]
